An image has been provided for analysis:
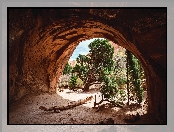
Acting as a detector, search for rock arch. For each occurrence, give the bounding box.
[9,8,166,124]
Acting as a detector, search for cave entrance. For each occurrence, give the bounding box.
[56,37,148,117]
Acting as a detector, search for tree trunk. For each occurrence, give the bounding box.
[39,96,93,113]
[83,72,94,91]
[83,81,91,91]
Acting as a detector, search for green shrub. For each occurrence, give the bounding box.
[76,77,84,88]
[69,75,78,91]
[63,63,72,75]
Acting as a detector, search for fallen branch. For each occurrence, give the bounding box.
[39,96,93,113]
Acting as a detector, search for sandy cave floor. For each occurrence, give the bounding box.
[9,88,158,124]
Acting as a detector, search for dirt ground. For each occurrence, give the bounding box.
[9,88,158,124]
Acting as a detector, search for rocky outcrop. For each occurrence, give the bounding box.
[68,60,77,67]
[9,9,166,124]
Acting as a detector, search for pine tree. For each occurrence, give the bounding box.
[126,50,143,104]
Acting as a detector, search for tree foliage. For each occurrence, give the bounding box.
[73,54,90,83]
[100,75,118,100]
[73,39,115,91]
[127,50,144,104]
[69,75,78,91]
[88,39,114,77]
[63,63,72,75]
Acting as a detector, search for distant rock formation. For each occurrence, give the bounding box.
[68,60,77,67]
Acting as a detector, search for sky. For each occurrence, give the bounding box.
[69,38,105,61]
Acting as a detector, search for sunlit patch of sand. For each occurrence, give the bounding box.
[58,89,104,108]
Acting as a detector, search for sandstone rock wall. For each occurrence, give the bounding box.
[9,9,166,123]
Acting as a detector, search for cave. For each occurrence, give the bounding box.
[8,8,167,124]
